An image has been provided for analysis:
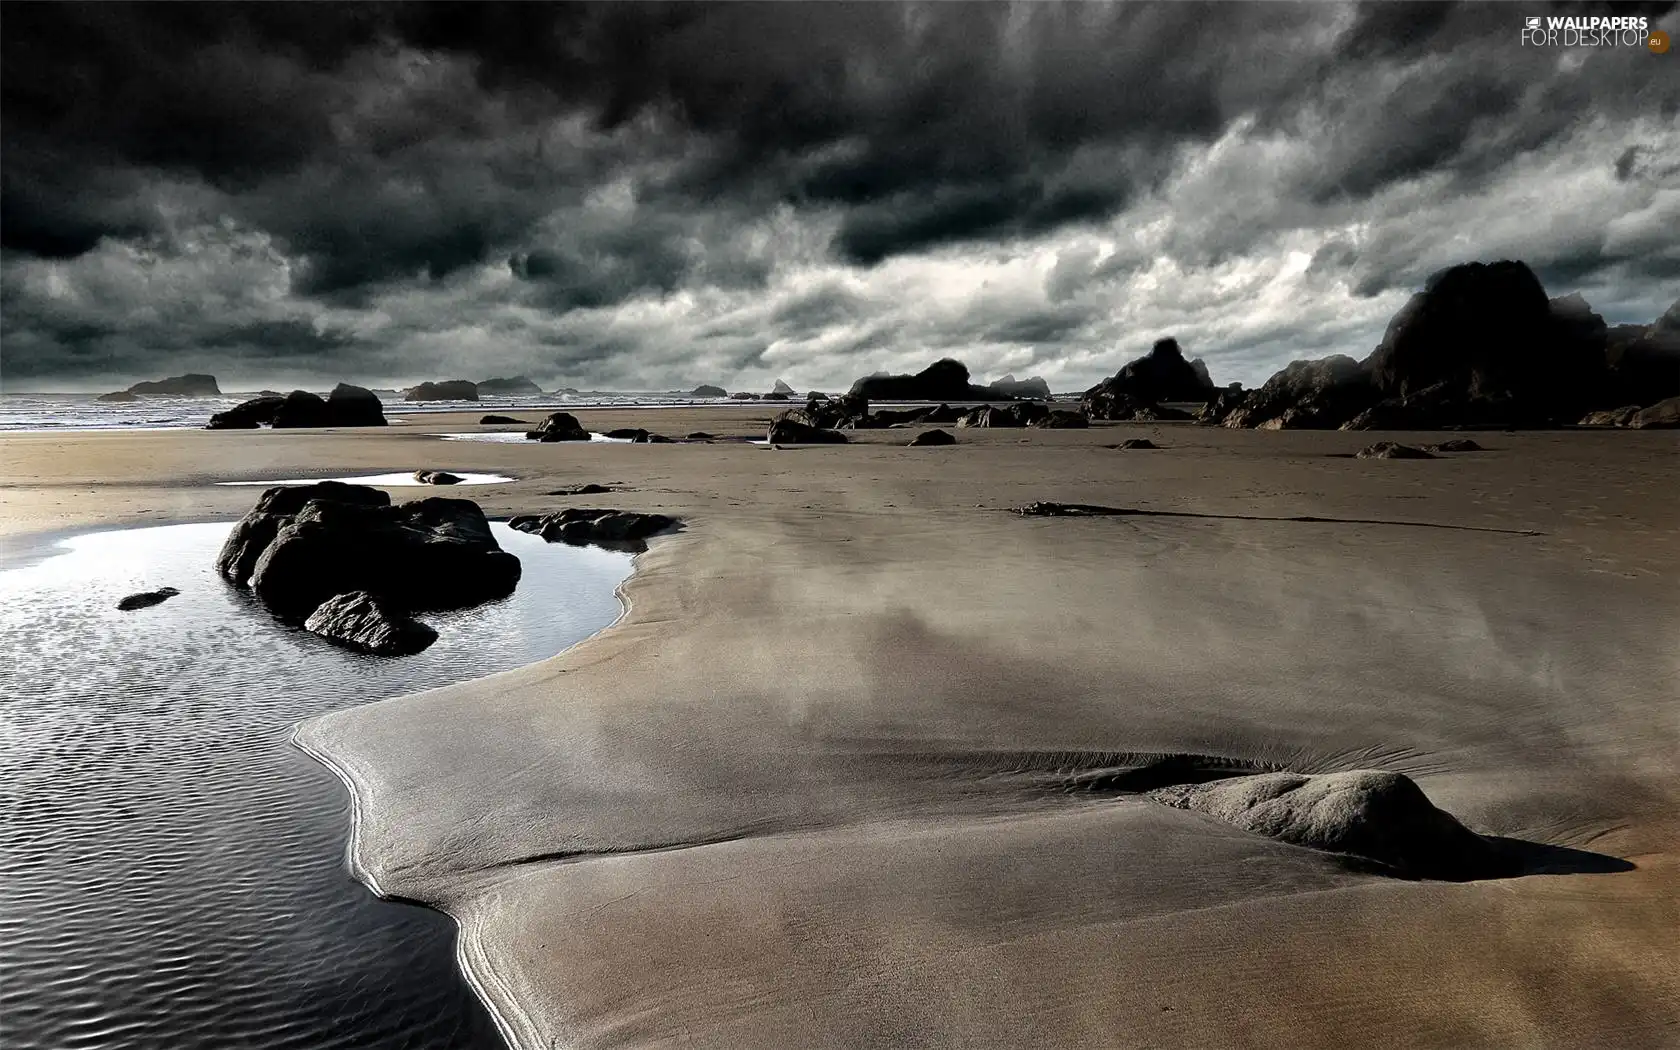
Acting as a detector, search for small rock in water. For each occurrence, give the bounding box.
[907,428,956,447]
[1356,441,1436,460]
[412,470,465,485]
[117,587,180,611]
[304,591,438,656]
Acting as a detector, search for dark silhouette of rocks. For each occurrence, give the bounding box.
[730,391,761,400]
[218,484,520,621]
[1112,438,1159,449]
[1216,355,1375,429]
[1030,410,1090,429]
[412,470,464,485]
[907,428,956,446]
[1082,339,1216,410]
[127,373,221,396]
[480,414,532,425]
[1576,397,1677,428]
[989,374,1053,399]
[767,418,848,444]
[475,376,541,396]
[526,412,590,442]
[957,402,1052,428]
[405,380,479,401]
[1356,441,1436,459]
[850,358,1010,401]
[1600,299,1679,406]
[1579,405,1642,427]
[206,384,386,429]
[779,393,873,431]
[1085,386,1196,422]
[304,591,437,656]
[691,384,728,397]
[1423,438,1485,452]
[117,587,179,611]
[1148,770,1502,881]
[98,390,140,402]
[1194,389,1245,424]
[509,508,679,552]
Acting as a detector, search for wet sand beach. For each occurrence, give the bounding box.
[3,409,1677,1048]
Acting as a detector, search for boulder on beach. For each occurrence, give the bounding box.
[97,391,140,403]
[480,414,532,425]
[510,507,679,551]
[405,380,479,402]
[127,373,221,397]
[1630,395,1680,429]
[957,402,1052,428]
[1356,441,1436,460]
[208,384,386,429]
[1422,438,1485,453]
[850,359,1010,402]
[303,590,438,656]
[1082,338,1216,409]
[412,470,464,485]
[117,587,179,611]
[1148,770,1502,880]
[989,374,1053,400]
[907,428,956,446]
[1113,438,1159,450]
[691,384,728,398]
[526,412,590,442]
[1029,410,1090,429]
[207,395,287,429]
[475,376,542,396]
[767,419,848,444]
[218,483,520,621]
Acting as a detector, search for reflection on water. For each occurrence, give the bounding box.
[217,472,515,487]
[0,523,632,1050]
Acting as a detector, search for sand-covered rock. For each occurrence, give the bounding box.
[1149,770,1500,880]
[907,428,956,446]
[526,412,590,442]
[1356,441,1436,460]
[116,587,179,611]
[405,380,479,402]
[304,591,438,656]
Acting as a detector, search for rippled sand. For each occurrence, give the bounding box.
[0,522,630,1050]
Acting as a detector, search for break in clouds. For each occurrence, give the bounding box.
[2,1,1677,392]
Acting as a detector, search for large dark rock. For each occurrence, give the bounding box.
[768,419,848,444]
[509,507,679,552]
[1223,355,1377,430]
[304,591,438,656]
[1631,395,1680,429]
[475,376,541,396]
[128,373,221,396]
[1084,387,1195,422]
[1082,338,1216,408]
[771,379,795,396]
[907,428,956,446]
[1195,388,1247,425]
[989,374,1052,399]
[526,412,590,442]
[98,391,140,403]
[412,470,464,485]
[217,482,393,586]
[850,359,1005,401]
[1149,770,1502,880]
[405,380,479,402]
[207,395,287,429]
[730,392,761,400]
[1600,298,1680,407]
[117,587,179,611]
[691,384,728,397]
[322,383,387,426]
[480,414,532,425]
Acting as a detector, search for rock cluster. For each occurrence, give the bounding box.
[126,373,222,397]
[1355,441,1436,460]
[412,470,464,485]
[216,482,521,655]
[404,380,479,402]
[849,358,1025,401]
[508,507,679,552]
[1081,339,1215,413]
[207,384,387,429]
[767,418,848,444]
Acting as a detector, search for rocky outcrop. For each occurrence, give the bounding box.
[1578,405,1642,428]
[1220,355,1377,430]
[412,470,464,485]
[778,393,873,431]
[1355,441,1436,460]
[117,587,179,611]
[1195,389,1246,425]
[207,395,287,429]
[850,359,1009,401]
[405,380,479,402]
[989,374,1053,399]
[1029,410,1090,429]
[1630,395,1680,429]
[771,379,795,396]
[98,391,140,403]
[525,412,590,442]
[303,590,438,656]
[767,419,848,444]
[127,374,221,396]
[218,484,520,621]
[1085,386,1196,422]
[1600,299,1679,407]
[691,384,728,398]
[1422,438,1484,452]
[907,428,956,446]
[509,507,679,552]
[1148,770,1501,880]
[475,376,542,396]
[730,392,761,400]
[957,402,1051,428]
[1082,338,1217,408]
[479,415,532,425]
[208,385,386,429]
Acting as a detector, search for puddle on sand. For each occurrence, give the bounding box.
[0,522,633,1050]
[218,471,515,486]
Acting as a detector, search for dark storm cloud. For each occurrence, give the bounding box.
[3,1,1677,388]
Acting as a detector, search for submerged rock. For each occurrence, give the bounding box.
[1149,770,1502,880]
[1356,441,1437,459]
[304,591,438,656]
[526,412,590,442]
[412,470,464,485]
[907,428,956,446]
[767,419,848,444]
[510,507,679,552]
[117,587,179,611]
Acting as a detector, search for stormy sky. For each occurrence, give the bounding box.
[3,2,1676,393]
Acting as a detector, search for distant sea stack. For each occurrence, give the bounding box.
[405,380,480,402]
[1083,339,1216,411]
[475,376,542,396]
[849,359,1013,401]
[691,384,728,398]
[771,379,795,396]
[121,373,222,397]
[988,374,1052,399]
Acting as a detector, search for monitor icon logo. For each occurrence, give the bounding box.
[1525,16,1542,29]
